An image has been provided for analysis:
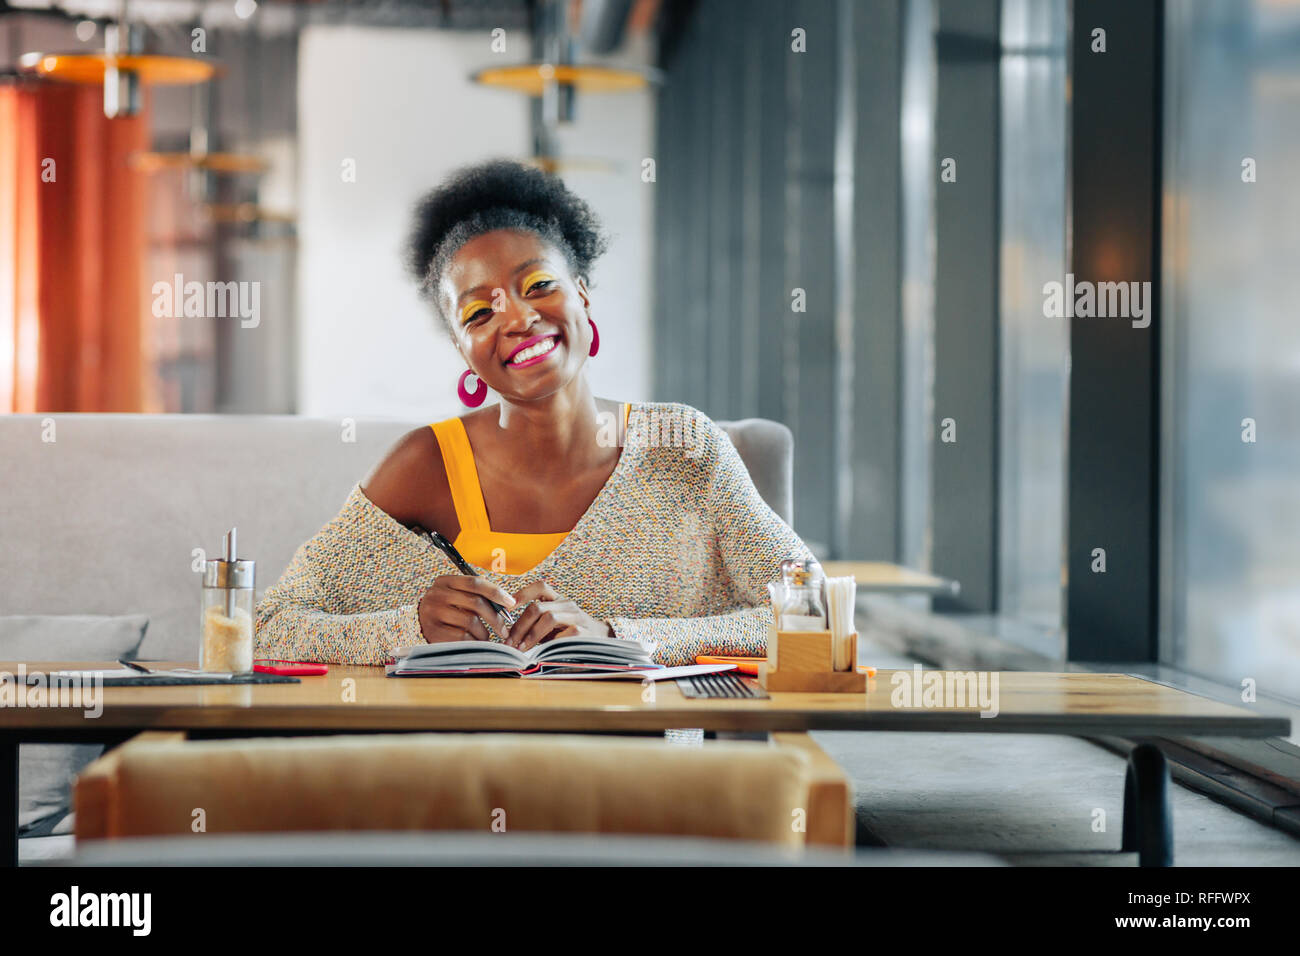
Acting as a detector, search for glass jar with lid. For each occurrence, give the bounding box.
[200,528,255,673]
[774,556,828,631]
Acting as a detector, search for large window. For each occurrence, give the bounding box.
[900,0,936,574]
[1162,0,1300,701]
[997,0,1068,631]
[900,0,1070,629]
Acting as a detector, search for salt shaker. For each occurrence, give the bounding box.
[200,527,255,673]
[775,555,828,631]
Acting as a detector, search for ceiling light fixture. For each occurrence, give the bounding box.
[20,15,215,119]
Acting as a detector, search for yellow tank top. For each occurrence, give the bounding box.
[429,402,631,575]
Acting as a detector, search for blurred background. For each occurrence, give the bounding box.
[2,0,1298,704]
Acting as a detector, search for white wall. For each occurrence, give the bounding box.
[297,26,654,420]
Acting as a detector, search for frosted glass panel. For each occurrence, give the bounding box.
[1162,0,1300,701]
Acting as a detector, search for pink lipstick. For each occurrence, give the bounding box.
[505,334,560,369]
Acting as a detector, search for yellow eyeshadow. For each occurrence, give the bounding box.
[460,299,490,324]
[521,271,556,291]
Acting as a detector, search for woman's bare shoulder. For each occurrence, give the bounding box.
[359,425,450,531]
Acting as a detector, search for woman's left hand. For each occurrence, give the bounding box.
[504,580,613,650]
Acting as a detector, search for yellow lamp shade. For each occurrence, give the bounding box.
[130,152,269,175]
[19,51,217,86]
[472,63,659,95]
[199,202,296,225]
[528,156,617,174]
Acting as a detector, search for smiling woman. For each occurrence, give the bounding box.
[253,159,813,666]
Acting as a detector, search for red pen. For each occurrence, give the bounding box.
[253,660,329,676]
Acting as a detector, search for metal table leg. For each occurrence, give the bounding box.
[1121,741,1173,867]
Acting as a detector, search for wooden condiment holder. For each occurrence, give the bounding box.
[758,627,867,693]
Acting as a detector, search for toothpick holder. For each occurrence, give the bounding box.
[758,627,867,693]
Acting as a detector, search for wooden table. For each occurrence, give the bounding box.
[2,662,1287,867]
[820,560,960,597]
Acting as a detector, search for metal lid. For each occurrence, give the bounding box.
[779,554,824,587]
[203,558,255,589]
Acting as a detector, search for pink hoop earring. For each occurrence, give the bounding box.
[588,317,600,357]
[457,369,487,407]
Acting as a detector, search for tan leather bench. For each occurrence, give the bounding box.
[75,731,853,849]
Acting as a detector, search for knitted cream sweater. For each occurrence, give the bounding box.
[254,401,809,666]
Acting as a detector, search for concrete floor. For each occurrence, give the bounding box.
[814,640,1300,866]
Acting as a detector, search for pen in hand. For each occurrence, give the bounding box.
[421,528,518,628]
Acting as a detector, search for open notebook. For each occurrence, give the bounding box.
[386,636,662,679]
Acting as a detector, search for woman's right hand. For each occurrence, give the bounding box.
[416,574,517,643]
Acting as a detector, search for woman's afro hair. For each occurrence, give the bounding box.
[404,158,610,333]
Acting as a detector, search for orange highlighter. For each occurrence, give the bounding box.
[694,656,878,678]
[695,655,765,676]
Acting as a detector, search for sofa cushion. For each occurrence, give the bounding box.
[0,614,149,835]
